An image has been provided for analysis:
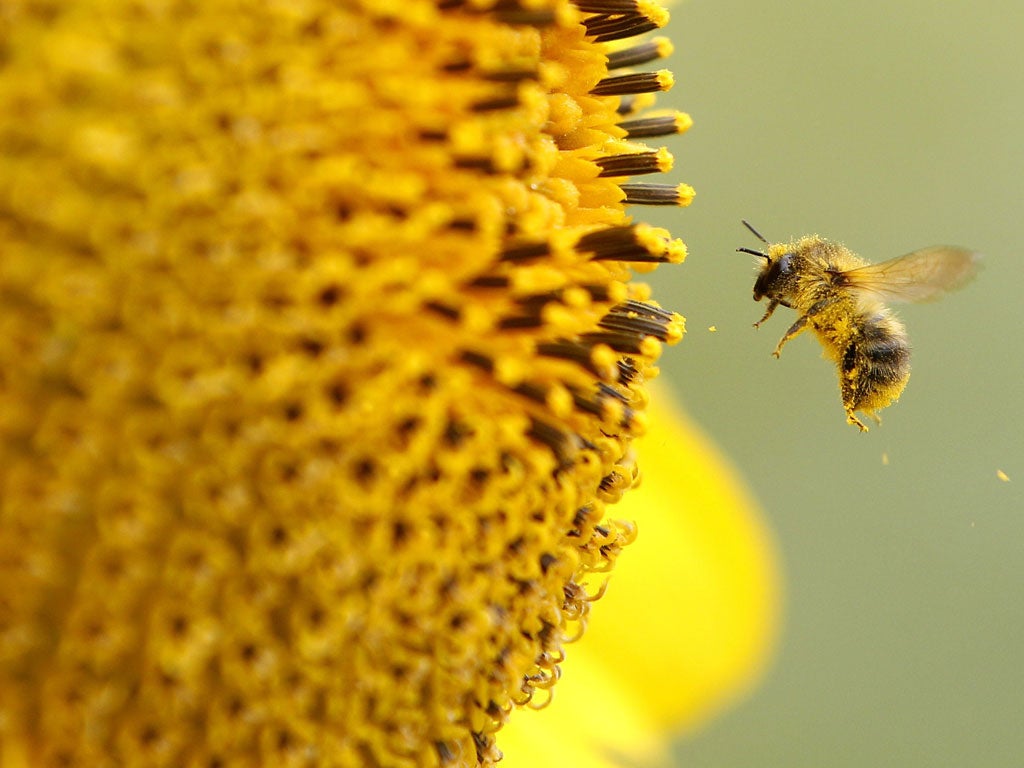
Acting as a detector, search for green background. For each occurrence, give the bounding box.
[644,0,1024,765]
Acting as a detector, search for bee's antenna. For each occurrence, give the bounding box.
[741,219,769,244]
[737,246,770,261]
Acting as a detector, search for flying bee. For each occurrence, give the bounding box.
[738,221,980,431]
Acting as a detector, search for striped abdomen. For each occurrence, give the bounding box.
[839,310,911,414]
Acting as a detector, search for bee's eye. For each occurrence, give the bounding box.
[776,253,793,274]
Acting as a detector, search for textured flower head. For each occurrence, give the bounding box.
[0,1,712,766]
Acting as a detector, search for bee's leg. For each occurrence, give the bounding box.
[845,410,869,432]
[771,315,808,358]
[753,299,780,329]
[840,345,870,431]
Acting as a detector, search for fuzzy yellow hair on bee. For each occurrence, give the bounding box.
[738,221,980,431]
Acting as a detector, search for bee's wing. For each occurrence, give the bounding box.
[840,246,981,304]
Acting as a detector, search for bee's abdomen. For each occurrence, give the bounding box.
[840,313,911,412]
[860,324,911,384]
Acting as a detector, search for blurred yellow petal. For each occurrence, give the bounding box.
[501,654,663,767]
[502,385,781,765]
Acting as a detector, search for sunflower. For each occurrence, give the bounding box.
[0,1,776,766]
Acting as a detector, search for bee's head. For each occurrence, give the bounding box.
[737,220,796,301]
[751,250,795,300]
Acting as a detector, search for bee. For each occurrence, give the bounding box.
[738,221,979,431]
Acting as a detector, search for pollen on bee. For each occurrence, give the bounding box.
[996,469,1010,482]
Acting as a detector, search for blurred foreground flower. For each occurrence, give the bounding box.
[0,1,775,767]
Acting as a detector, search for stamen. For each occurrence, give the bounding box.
[448,218,478,232]
[616,96,637,116]
[495,8,559,25]
[424,301,461,321]
[567,384,634,427]
[605,37,673,69]
[577,225,649,260]
[498,315,543,330]
[499,240,551,262]
[441,0,560,25]
[470,93,521,112]
[536,340,619,382]
[579,331,655,355]
[453,156,502,173]
[620,182,695,206]
[435,741,460,764]
[616,298,677,320]
[617,357,639,383]
[481,68,540,82]
[513,381,553,406]
[577,224,684,263]
[599,306,678,341]
[460,350,495,373]
[467,275,510,288]
[583,7,668,43]
[572,0,641,11]
[594,148,672,177]
[590,70,673,96]
[615,93,657,116]
[511,290,566,314]
[418,128,448,141]
[526,418,575,462]
[581,284,613,301]
[618,111,693,138]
